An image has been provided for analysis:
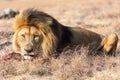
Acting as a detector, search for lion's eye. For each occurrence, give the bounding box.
[34,35,39,41]
[21,34,25,38]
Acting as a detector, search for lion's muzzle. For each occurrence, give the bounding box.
[24,41,33,51]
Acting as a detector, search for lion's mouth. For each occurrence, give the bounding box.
[23,55,34,60]
[13,51,38,60]
[23,52,39,60]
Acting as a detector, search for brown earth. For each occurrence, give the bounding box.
[0,0,120,80]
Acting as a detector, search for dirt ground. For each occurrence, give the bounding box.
[0,0,120,80]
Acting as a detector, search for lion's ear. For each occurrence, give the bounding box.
[13,13,27,31]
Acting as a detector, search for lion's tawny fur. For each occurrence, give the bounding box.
[13,9,118,59]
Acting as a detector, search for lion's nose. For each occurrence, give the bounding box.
[24,48,33,53]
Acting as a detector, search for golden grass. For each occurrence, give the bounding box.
[0,47,120,80]
[0,0,120,80]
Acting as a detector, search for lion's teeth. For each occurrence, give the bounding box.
[23,55,33,60]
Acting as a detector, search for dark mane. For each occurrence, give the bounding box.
[22,9,57,26]
[22,9,73,51]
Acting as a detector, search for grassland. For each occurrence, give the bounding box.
[0,0,120,80]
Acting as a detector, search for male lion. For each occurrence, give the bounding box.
[13,9,118,59]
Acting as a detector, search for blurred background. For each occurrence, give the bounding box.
[0,0,120,33]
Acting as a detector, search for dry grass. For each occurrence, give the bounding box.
[0,47,120,80]
[0,0,120,80]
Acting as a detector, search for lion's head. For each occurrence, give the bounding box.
[13,9,62,59]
